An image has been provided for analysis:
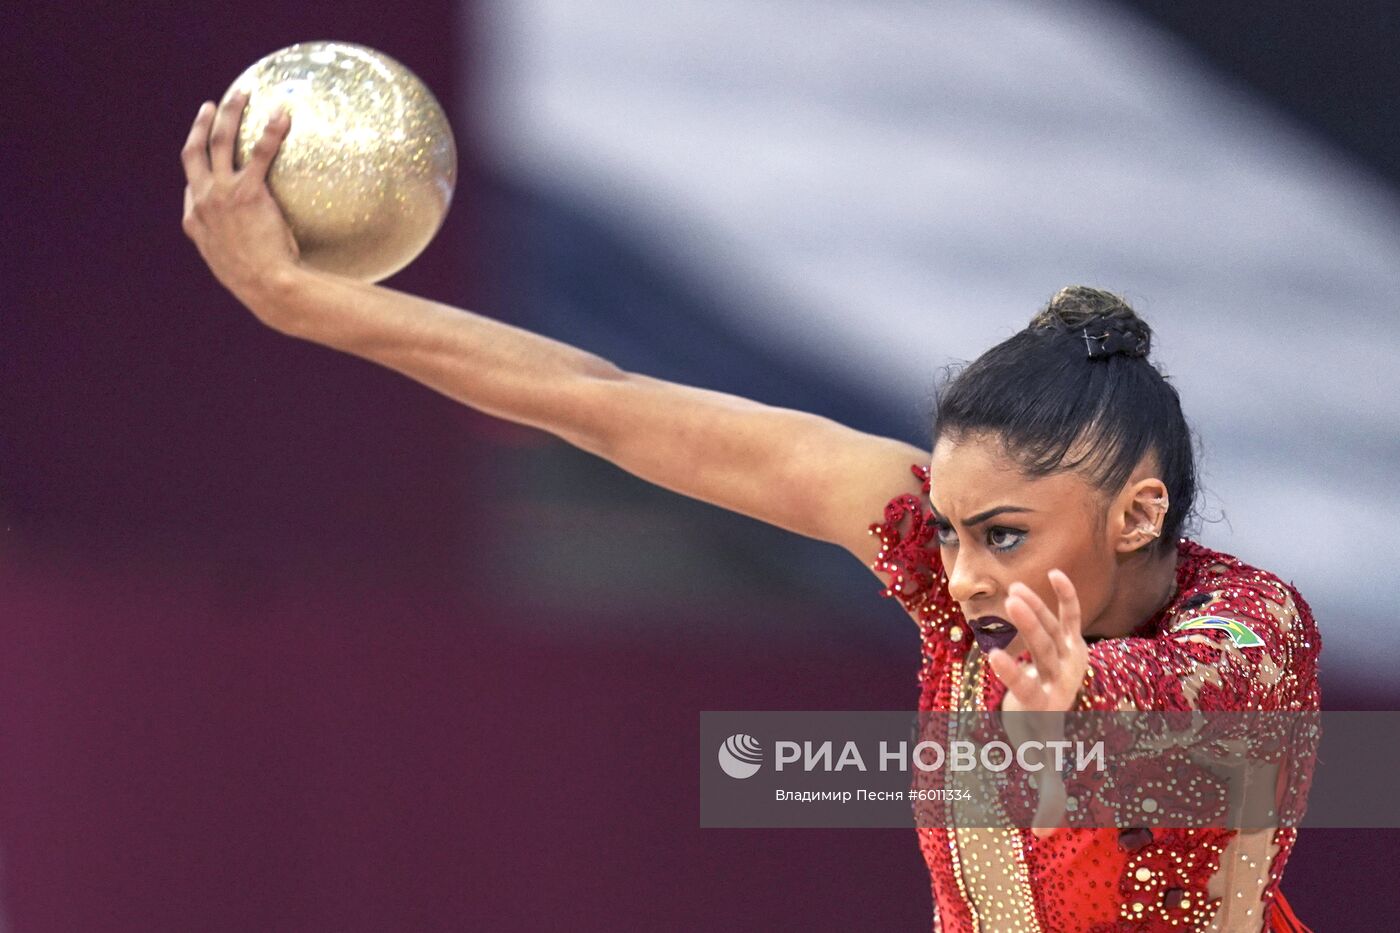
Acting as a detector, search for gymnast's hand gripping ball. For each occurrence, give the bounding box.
[220,41,458,282]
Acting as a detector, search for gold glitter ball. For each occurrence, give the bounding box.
[222,41,458,282]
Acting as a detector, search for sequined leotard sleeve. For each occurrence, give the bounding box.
[866,462,1320,933]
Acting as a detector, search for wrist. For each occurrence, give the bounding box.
[234,262,308,335]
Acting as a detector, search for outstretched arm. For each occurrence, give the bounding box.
[180,93,927,563]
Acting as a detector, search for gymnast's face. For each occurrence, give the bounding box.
[927,430,1152,656]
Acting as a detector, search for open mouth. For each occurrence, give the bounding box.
[970,616,1017,654]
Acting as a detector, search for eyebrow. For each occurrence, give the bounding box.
[930,505,1036,527]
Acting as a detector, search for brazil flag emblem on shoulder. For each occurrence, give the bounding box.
[1171,615,1265,649]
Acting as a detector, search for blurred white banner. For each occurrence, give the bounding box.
[466,0,1400,686]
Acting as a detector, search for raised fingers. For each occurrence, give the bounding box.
[1006,587,1061,675]
[242,107,290,184]
[1047,570,1084,655]
[208,88,249,176]
[1010,579,1066,651]
[180,102,215,187]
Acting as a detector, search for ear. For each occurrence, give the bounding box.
[1112,478,1169,554]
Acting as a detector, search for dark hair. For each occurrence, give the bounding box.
[931,286,1198,554]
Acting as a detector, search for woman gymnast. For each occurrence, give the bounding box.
[179,93,1319,932]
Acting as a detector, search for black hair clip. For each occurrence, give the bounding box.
[1081,324,1147,359]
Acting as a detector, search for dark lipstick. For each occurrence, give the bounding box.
[970,615,1017,654]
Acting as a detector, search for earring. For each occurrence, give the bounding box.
[1139,494,1167,539]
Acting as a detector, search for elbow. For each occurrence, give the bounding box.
[556,362,630,458]
[582,355,628,383]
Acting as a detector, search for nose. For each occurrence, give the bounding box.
[945,549,993,606]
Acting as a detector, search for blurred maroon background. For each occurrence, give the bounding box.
[3,3,1395,930]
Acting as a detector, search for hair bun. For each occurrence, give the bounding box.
[1029,285,1151,360]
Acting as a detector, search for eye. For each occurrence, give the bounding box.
[933,520,957,547]
[988,527,1025,553]
[933,520,1025,553]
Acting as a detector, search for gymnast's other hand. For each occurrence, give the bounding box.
[991,570,1089,716]
[989,569,1090,837]
[180,91,300,317]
